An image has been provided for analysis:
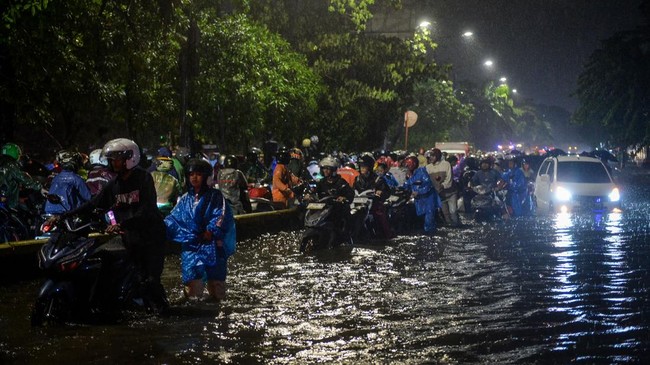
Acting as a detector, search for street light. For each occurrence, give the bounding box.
[499,77,507,83]
[462,31,474,38]
[419,21,431,29]
[484,59,494,67]
[512,89,518,94]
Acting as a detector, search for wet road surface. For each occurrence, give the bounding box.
[1,167,649,364]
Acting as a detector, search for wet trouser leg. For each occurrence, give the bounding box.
[509,191,524,217]
[124,237,168,311]
[441,193,460,226]
[424,211,436,235]
[371,203,394,238]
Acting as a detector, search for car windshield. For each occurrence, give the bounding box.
[556,161,612,183]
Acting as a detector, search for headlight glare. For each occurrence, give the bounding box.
[608,187,620,202]
[555,186,572,202]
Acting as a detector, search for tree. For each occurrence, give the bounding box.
[189,12,322,153]
[1,0,182,151]
[247,0,472,152]
[404,78,474,149]
[573,1,650,147]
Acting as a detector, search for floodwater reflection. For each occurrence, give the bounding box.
[1,172,650,363]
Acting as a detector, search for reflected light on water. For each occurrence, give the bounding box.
[550,212,579,311]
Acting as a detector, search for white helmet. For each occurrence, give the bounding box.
[89,148,107,167]
[319,156,339,170]
[102,138,140,170]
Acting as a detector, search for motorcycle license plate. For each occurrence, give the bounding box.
[353,197,368,204]
[306,203,326,210]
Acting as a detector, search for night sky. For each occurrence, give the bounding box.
[368,0,645,112]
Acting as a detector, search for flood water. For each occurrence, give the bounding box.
[1,167,650,364]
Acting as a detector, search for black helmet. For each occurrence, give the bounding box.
[185,158,213,178]
[426,148,442,161]
[224,155,238,169]
[479,157,492,167]
[56,150,82,171]
[247,147,262,163]
[277,147,291,165]
[359,154,375,169]
[505,154,519,167]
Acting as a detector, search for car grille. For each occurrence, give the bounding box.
[573,195,608,210]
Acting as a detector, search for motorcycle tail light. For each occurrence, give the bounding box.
[60,261,79,272]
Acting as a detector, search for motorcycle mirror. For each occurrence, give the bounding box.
[46,194,63,205]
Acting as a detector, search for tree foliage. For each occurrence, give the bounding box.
[573,29,650,147]
[1,0,183,151]
[1,0,476,156]
[190,12,322,153]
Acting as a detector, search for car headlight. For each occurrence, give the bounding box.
[555,186,572,202]
[608,187,620,202]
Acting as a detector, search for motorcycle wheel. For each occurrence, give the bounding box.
[300,236,317,253]
[31,294,70,326]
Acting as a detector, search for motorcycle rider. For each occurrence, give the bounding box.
[402,155,441,236]
[86,148,116,196]
[354,155,394,239]
[45,150,92,214]
[216,155,251,214]
[503,156,528,217]
[306,156,355,240]
[287,147,304,179]
[520,158,535,214]
[425,148,459,227]
[521,159,535,182]
[375,162,399,189]
[272,147,302,210]
[244,147,270,184]
[52,138,169,313]
[0,143,42,210]
[165,158,236,301]
[470,158,503,190]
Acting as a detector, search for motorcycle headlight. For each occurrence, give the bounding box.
[555,186,572,202]
[608,187,620,202]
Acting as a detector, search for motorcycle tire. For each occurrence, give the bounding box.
[300,236,317,253]
[31,293,70,326]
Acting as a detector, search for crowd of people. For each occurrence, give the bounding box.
[1,136,543,310]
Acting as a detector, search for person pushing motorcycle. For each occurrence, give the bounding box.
[50,138,169,314]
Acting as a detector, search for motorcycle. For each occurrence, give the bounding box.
[299,195,351,253]
[385,187,415,234]
[247,183,274,212]
[0,190,30,243]
[31,196,149,326]
[470,184,507,221]
[523,180,536,215]
[349,189,377,240]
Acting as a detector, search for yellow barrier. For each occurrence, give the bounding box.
[0,207,300,257]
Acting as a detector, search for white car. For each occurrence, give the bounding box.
[534,155,621,213]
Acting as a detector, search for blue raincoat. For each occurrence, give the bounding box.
[45,170,92,214]
[165,187,236,257]
[503,167,527,217]
[402,167,442,234]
